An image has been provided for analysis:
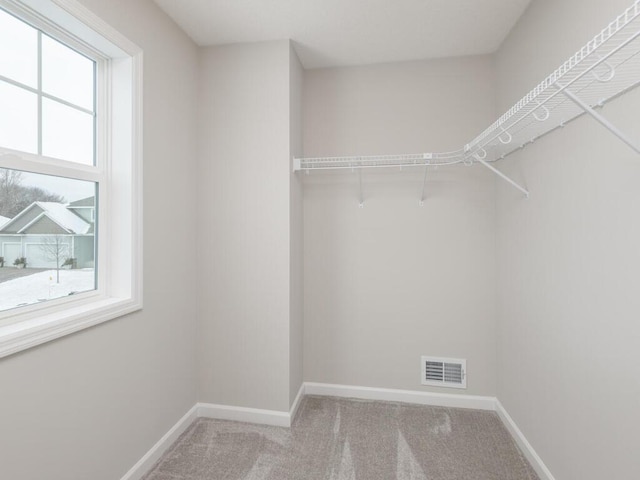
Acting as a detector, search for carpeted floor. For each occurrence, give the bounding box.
[143,396,539,480]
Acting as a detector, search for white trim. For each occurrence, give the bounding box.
[49,0,141,57]
[0,296,140,357]
[120,405,198,480]
[289,382,305,423]
[190,384,307,430]
[304,382,496,411]
[0,149,102,182]
[197,402,291,428]
[495,400,556,480]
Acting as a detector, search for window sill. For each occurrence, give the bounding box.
[0,296,142,359]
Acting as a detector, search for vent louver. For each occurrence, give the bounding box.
[421,356,467,389]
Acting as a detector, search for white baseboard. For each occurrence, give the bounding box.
[495,400,556,480]
[198,383,306,428]
[120,404,198,480]
[197,402,290,428]
[289,382,305,423]
[304,382,496,411]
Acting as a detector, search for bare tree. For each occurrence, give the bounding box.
[0,168,66,218]
[0,169,23,217]
[39,235,70,283]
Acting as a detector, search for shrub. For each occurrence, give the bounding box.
[13,257,27,267]
[62,257,77,268]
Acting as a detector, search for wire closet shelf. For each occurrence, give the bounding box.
[294,0,640,192]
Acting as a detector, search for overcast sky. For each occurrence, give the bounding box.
[22,171,95,203]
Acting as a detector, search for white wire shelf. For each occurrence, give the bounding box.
[294,1,640,197]
[293,151,463,170]
[466,0,640,164]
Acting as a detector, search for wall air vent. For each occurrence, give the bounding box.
[421,356,467,389]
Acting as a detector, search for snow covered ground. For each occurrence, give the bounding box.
[0,269,95,312]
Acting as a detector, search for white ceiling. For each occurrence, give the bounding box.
[153,0,532,69]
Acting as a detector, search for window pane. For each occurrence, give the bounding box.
[0,168,96,313]
[42,34,95,111]
[0,80,37,154]
[42,98,94,165]
[0,8,37,88]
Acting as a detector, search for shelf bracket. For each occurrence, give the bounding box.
[358,169,364,207]
[560,87,640,155]
[475,155,529,198]
[419,165,428,206]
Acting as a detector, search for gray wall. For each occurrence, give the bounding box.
[302,57,499,396]
[289,45,305,405]
[0,0,200,478]
[197,41,302,413]
[495,0,640,478]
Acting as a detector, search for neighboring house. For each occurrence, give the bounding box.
[0,198,95,269]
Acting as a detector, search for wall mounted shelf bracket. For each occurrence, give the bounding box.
[559,85,640,154]
[419,165,429,206]
[464,145,529,198]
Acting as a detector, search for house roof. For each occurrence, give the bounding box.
[68,196,95,208]
[0,202,91,235]
[35,202,91,234]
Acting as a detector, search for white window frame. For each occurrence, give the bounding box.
[0,0,142,358]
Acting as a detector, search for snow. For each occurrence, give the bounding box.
[0,269,95,311]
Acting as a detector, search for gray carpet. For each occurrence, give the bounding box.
[143,396,539,480]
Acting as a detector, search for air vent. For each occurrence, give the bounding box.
[421,356,466,389]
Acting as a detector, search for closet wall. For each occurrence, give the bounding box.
[302,56,499,396]
[290,46,305,406]
[197,41,304,413]
[496,0,640,479]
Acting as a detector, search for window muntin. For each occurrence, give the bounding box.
[0,7,96,166]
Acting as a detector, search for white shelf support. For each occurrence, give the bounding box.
[475,156,530,198]
[358,169,364,207]
[560,87,640,154]
[419,165,429,206]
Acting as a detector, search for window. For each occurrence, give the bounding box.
[0,0,142,358]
